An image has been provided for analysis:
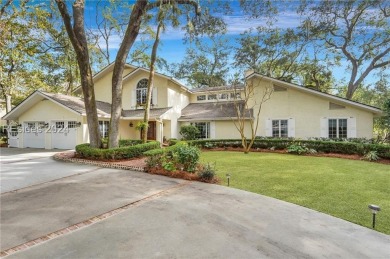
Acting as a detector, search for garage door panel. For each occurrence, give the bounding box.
[51,121,77,149]
[23,122,45,148]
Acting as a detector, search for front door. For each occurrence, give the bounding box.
[141,121,156,140]
[147,121,156,140]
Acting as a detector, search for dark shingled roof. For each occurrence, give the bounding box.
[42,92,171,118]
[42,92,111,117]
[179,102,252,121]
[190,85,245,93]
[122,107,172,118]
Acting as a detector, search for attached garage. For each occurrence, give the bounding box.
[23,121,45,148]
[1,91,108,149]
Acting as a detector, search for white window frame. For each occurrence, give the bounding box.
[328,118,348,139]
[136,78,149,106]
[99,121,110,138]
[272,119,288,138]
[192,122,210,139]
[197,95,206,101]
[218,93,229,100]
[208,94,217,100]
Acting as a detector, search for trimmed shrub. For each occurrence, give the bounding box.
[175,145,201,172]
[179,125,200,140]
[119,139,142,147]
[76,141,160,160]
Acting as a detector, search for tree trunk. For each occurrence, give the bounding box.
[142,22,162,143]
[5,94,11,113]
[346,83,355,100]
[109,0,148,148]
[78,56,101,147]
[108,0,200,148]
[56,0,101,148]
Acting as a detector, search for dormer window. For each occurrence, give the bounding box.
[197,95,206,101]
[136,79,149,106]
[230,92,241,99]
[219,93,229,100]
[208,94,217,100]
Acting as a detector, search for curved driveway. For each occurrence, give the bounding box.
[1,148,389,258]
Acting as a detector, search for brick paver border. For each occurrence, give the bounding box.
[53,152,145,172]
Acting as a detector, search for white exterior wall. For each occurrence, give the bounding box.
[248,78,376,139]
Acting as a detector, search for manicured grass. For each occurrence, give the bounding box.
[201,151,390,234]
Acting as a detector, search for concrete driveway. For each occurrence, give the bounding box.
[1,148,389,258]
[0,148,99,193]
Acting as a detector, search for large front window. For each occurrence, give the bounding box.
[193,122,210,139]
[272,120,288,138]
[136,79,149,106]
[99,121,109,138]
[328,119,347,139]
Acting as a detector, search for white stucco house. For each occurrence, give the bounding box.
[2,63,382,149]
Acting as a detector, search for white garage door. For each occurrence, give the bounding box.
[51,121,77,149]
[23,122,45,148]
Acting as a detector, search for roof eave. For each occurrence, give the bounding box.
[178,117,253,121]
[247,73,382,115]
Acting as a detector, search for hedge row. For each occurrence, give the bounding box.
[143,141,187,156]
[182,139,390,159]
[118,139,143,147]
[76,141,160,160]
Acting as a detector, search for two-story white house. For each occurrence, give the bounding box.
[3,63,382,149]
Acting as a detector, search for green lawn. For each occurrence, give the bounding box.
[201,151,390,234]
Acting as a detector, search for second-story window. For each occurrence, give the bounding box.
[136,79,149,105]
[197,95,206,101]
[208,94,217,100]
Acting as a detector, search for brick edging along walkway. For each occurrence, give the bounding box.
[53,152,146,172]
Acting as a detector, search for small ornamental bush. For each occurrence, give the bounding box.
[363,151,379,161]
[176,145,201,172]
[179,125,200,140]
[144,141,218,182]
[146,153,163,168]
[287,144,308,155]
[198,163,216,181]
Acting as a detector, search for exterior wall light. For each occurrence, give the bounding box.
[76,122,82,127]
[129,122,134,127]
[368,204,380,229]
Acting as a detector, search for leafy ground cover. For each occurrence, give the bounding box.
[201,151,390,234]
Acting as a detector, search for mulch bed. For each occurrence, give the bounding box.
[54,151,219,183]
[147,167,219,184]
